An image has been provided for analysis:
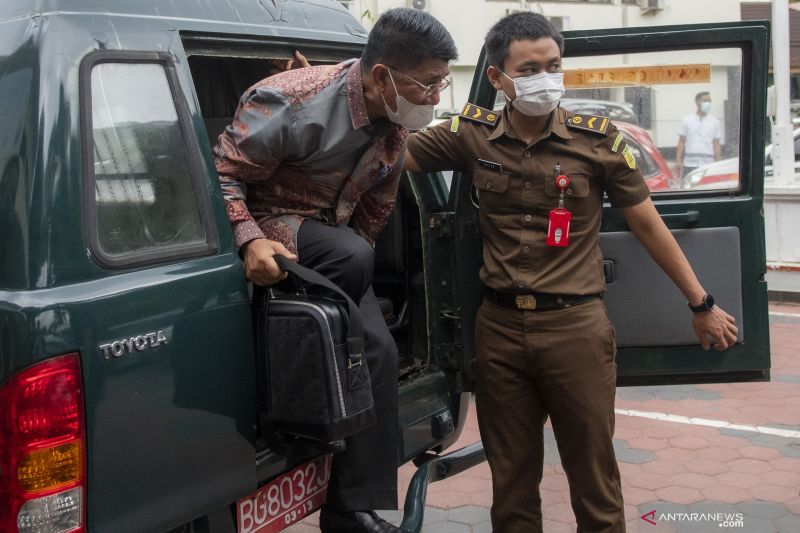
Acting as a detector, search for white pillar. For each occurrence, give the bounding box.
[771,0,796,187]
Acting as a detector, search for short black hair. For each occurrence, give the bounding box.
[485,12,564,70]
[361,8,458,71]
[695,91,710,103]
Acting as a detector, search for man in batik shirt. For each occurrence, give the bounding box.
[213,8,457,533]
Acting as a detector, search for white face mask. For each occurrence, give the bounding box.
[381,70,435,130]
[700,101,712,114]
[502,71,565,116]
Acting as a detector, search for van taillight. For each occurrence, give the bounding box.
[0,354,86,533]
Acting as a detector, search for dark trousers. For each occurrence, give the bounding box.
[473,297,624,533]
[296,220,399,511]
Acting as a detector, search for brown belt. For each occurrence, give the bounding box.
[485,289,601,311]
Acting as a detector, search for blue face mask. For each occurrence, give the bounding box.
[700,101,712,114]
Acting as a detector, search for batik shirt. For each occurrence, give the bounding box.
[214,59,408,254]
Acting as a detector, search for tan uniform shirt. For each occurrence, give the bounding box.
[407,105,650,295]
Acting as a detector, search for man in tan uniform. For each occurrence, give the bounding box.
[405,12,738,533]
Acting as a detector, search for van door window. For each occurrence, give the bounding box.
[85,59,215,267]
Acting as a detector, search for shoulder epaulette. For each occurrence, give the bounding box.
[459,103,500,127]
[566,113,610,135]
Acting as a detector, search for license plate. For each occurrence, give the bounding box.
[237,453,332,533]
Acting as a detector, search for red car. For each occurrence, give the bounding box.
[614,121,675,191]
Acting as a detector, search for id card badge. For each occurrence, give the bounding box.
[546,207,571,247]
[546,172,572,247]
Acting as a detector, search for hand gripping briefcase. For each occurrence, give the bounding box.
[252,255,377,443]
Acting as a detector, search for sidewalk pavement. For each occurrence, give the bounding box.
[288,304,800,532]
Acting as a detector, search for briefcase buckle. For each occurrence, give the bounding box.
[515,294,537,310]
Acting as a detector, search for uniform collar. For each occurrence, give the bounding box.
[486,104,575,142]
[346,59,371,129]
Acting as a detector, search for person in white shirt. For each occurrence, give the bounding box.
[675,91,721,177]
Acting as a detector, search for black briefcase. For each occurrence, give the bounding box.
[252,255,377,443]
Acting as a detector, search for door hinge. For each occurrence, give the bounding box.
[429,212,454,238]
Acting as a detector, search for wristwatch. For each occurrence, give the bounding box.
[688,294,715,313]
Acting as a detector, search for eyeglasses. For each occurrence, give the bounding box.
[387,66,451,97]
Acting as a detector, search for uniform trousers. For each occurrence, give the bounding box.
[296,219,399,511]
[473,297,624,533]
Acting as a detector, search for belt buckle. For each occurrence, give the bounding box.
[515,294,537,310]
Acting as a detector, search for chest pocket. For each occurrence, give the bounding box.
[473,170,510,194]
[544,174,591,198]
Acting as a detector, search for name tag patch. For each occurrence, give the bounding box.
[478,159,503,172]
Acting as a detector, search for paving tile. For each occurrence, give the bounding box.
[622,486,656,505]
[715,471,764,489]
[445,505,490,526]
[471,521,493,533]
[727,457,773,474]
[770,456,800,472]
[468,491,493,508]
[738,445,784,461]
[542,471,570,492]
[761,470,800,488]
[541,488,565,506]
[426,490,471,509]
[738,515,783,533]
[641,425,685,440]
[420,521,471,533]
[541,519,574,533]
[654,486,703,505]
[774,374,800,383]
[747,484,798,504]
[657,447,699,462]
[785,498,800,515]
[736,500,791,520]
[705,434,749,449]
[628,437,670,451]
[446,476,491,495]
[699,484,751,503]
[618,462,643,477]
[417,507,448,526]
[612,426,643,440]
[468,462,493,480]
[616,447,657,464]
[775,513,800,533]
[671,472,717,490]
[642,460,686,476]
[625,472,673,491]
[695,446,739,461]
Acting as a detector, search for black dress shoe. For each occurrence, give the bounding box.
[319,507,407,533]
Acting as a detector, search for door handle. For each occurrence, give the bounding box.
[659,210,699,225]
[603,260,616,284]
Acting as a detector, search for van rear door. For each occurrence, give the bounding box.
[79,51,257,532]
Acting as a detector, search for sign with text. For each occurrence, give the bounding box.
[564,64,711,88]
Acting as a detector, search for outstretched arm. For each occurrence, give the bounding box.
[620,198,738,350]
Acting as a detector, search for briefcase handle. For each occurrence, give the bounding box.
[272,254,365,366]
